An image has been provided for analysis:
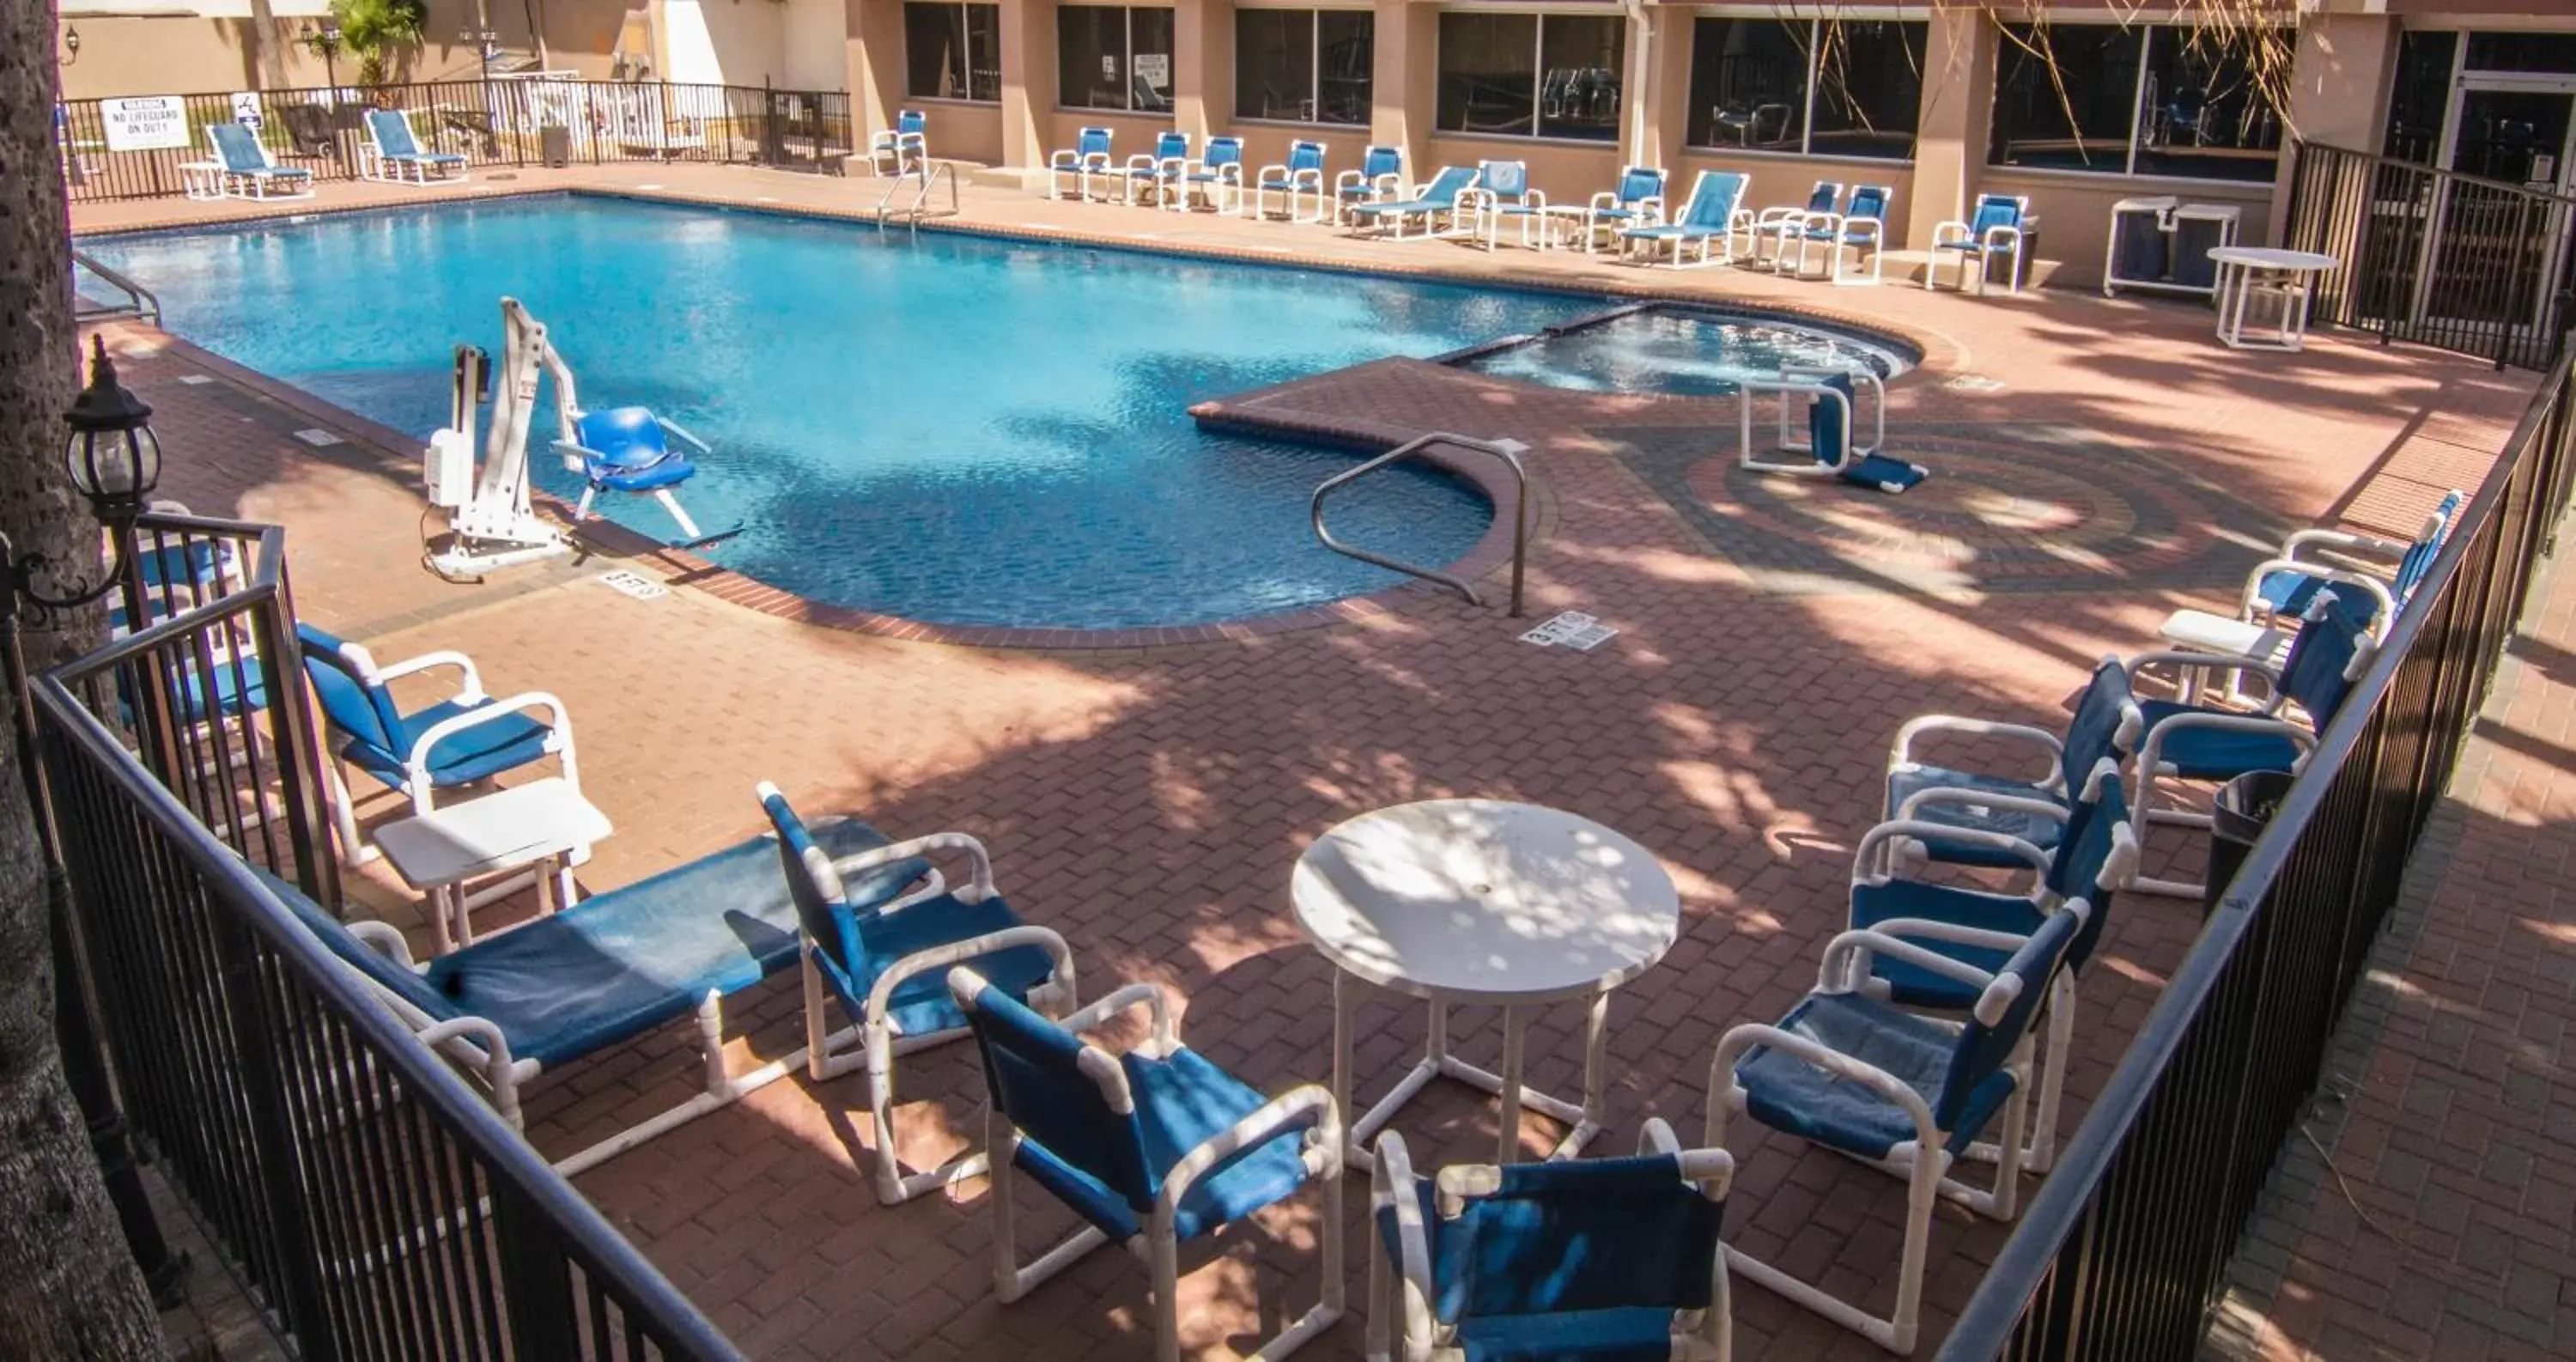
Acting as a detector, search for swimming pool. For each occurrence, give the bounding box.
[1458,305,1911,398]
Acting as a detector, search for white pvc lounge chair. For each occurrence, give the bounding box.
[2158,491,2463,670]
[1777,183,1893,284]
[359,108,467,185]
[1248,139,1328,222]
[1883,657,2143,877]
[1929,194,2032,295]
[1736,366,1929,493]
[1619,170,1750,268]
[205,122,314,200]
[1582,166,1667,254]
[1460,158,1546,251]
[1332,143,1405,226]
[1048,125,1115,200]
[1752,180,1840,271]
[1346,164,1481,240]
[868,109,928,177]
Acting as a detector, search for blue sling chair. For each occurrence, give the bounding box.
[1176,135,1246,214]
[2158,489,2464,672]
[1738,367,1929,493]
[1780,183,1893,284]
[1049,125,1116,201]
[1368,1125,1735,1362]
[947,967,1346,1362]
[868,108,928,177]
[361,108,468,184]
[1882,655,2146,874]
[1120,131,1194,207]
[1710,906,2085,1352]
[1334,143,1406,225]
[1250,139,1330,222]
[1620,169,1751,268]
[1581,165,1667,254]
[1929,193,2032,295]
[1752,179,1842,270]
[205,120,313,200]
[1347,164,1482,240]
[758,781,1076,1205]
[1460,158,1546,251]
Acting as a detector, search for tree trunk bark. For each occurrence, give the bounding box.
[246,1,289,88]
[0,0,168,1354]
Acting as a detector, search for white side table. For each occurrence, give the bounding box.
[1291,799,1680,1169]
[373,777,612,954]
[2209,246,2340,352]
[180,161,225,202]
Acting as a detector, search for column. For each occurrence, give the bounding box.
[2266,15,2403,245]
[1371,0,1437,174]
[1643,3,1692,173]
[1905,5,1996,252]
[999,0,1058,170]
[848,0,908,145]
[1175,0,1234,143]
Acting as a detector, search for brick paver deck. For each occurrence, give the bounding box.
[76,164,2539,1359]
[2207,506,2576,1361]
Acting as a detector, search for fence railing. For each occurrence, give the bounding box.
[37,510,741,1360]
[1935,351,2576,1359]
[2282,139,2576,369]
[57,80,854,204]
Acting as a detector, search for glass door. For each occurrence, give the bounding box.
[2424,83,2576,330]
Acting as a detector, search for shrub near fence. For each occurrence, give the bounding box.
[58,79,854,203]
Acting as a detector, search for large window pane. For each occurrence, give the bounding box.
[1686,18,1807,150]
[1990,23,2146,172]
[1810,21,1923,159]
[1437,13,1537,136]
[1317,10,1374,126]
[2132,27,2281,180]
[1236,11,1316,121]
[965,4,1000,101]
[904,3,999,102]
[2384,31,2457,166]
[1132,7,1176,112]
[1059,5,1131,111]
[2465,32,2576,75]
[1538,15,1624,141]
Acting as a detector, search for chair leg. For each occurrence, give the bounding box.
[866,1018,990,1205]
[987,1114,1110,1304]
[1364,1203,1391,1362]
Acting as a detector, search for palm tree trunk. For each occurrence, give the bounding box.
[0,0,169,1353]
[246,0,289,88]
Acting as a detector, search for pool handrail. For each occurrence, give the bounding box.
[1312,432,1530,617]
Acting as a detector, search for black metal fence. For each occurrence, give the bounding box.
[2281,139,2576,369]
[1935,353,2576,1359]
[37,510,740,1360]
[58,79,854,204]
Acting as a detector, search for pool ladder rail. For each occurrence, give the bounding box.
[72,249,161,325]
[875,161,961,233]
[1311,432,1531,617]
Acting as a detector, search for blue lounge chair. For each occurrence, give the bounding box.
[1582,165,1667,254]
[269,818,934,1175]
[2159,489,2464,666]
[1176,135,1244,213]
[1781,183,1893,284]
[759,782,1077,1205]
[1119,131,1193,207]
[1346,164,1480,240]
[949,968,1346,1362]
[296,622,571,869]
[1049,125,1115,201]
[1367,1126,1734,1362]
[1334,143,1405,225]
[1753,180,1841,270]
[205,121,313,200]
[1619,169,1749,268]
[2125,587,2377,897]
[1850,758,2139,1175]
[1710,906,2083,1352]
[361,108,467,184]
[1884,656,2145,873]
[1462,158,1546,250]
[868,108,928,177]
[1929,193,2032,295]
[1249,139,1328,222]
[1738,366,1929,492]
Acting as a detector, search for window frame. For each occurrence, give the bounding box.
[1054,3,1178,116]
[1681,13,1925,164]
[1231,5,1376,128]
[1987,18,2289,185]
[1432,9,1629,146]
[902,2,1001,106]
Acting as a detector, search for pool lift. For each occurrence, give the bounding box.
[422,297,738,581]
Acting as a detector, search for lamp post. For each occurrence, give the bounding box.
[61,24,79,65]
[303,18,343,92]
[2,336,185,1306]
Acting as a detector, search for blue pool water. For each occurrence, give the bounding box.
[1461,307,1910,398]
[86,196,1609,629]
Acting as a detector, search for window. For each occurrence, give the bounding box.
[1990,23,2283,181]
[904,3,999,103]
[1236,9,1374,125]
[1686,18,1923,159]
[2464,32,2576,76]
[1058,5,1176,112]
[2383,32,2457,167]
[1436,12,1624,143]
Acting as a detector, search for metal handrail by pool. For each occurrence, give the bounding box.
[1313,432,1530,616]
[877,160,960,232]
[73,248,161,325]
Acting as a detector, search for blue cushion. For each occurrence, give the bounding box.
[1454,1309,1691,1362]
[1848,879,2037,1012]
[1884,764,2065,868]
[422,818,897,1066]
[2251,569,2380,624]
[1809,373,1856,468]
[340,700,555,790]
[1425,1155,1723,1322]
[260,867,461,1024]
[1734,993,2015,1159]
[1840,453,1927,493]
[1015,1045,1312,1243]
[2136,700,2306,781]
[815,890,1062,1038]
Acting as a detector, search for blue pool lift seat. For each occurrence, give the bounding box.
[296,621,572,866]
[948,967,1346,1362]
[1619,169,1752,268]
[1737,367,1928,493]
[1582,165,1668,254]
[1850,757,2140,1176]
[1334,143,1406,225]
[1250,139,1330,222]
[1366,1125,1734,1362]
[553,405,741,550]
[1049,125,1116,201]
[1346,164,1482,240]
[758,781,1076,1205]
[361,108,468,184]
[268,813,934,1175]
[1709,905,2083,1353]
[1929,193,2032,295]
[1883,656,2146,873]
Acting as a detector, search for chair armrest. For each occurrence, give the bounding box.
[654,417,713,454]
[1890,714,2062,780]
[865,925,1076,1024]
[1931,219,1970,246]
[1891,788,2069,827]
[2136,711,2317,775]
[412,1015,531,1120]
[346,919,418,968]
[1157,1082,1341,1223]
[1983,223,2024,252]
[2237,559,2397,623]
[1854,817,2050,882]
[1868,915,2065,955]
[1709,1019,1941,1149]
[372,648,484,697]
[1588,190,1617,213]
[2281,527,2409,562]
[2126,650,2284,710]
[403,690,574,795]
[1061,980,1177,1055]
[834,831,998,904]
[1370,1131,1437,1362]
[1526,190,1546,210]
[1820,927,2002,995]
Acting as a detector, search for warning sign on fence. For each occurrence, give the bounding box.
[100,95,190,152]
[229,92,264,128]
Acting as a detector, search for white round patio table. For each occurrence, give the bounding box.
[1291,799,1680,1170]
[2208,246,2341,353]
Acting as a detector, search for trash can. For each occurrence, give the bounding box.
[2204,769,2295,915]
[539,124,571,169]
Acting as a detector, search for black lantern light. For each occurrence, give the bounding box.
[62,334,160,526]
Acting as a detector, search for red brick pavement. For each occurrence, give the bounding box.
[77,167,2543,1359]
